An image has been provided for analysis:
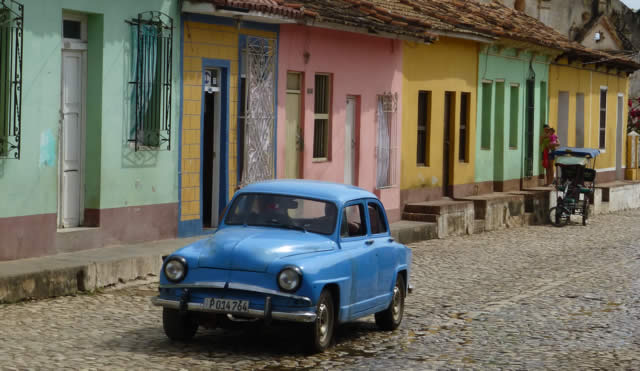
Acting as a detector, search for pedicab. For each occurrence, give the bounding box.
[548,147,600,227]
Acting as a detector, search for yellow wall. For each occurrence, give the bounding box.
[180,21,276,222]
[401,37,479,190]
[548,60,629,171]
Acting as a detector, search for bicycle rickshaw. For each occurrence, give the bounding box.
[548,147,600,227]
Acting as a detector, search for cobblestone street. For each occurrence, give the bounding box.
[1,210,639,370]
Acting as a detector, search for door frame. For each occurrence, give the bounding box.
[285,71,303,179]
[58,13,88,228]
[345,95,359,185]
[198,59,229,232]
[202,68,222,228]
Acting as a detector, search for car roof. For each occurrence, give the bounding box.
[237,179,377,205]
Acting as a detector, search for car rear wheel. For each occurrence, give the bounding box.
[162,308,198,341]
[375,274,405,331]
[307,288,334,353]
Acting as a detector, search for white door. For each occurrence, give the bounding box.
[344,96,356,185]
[60,49,86,228]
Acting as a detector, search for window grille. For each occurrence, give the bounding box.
[376,92,398,189]
[599,88,607,149]
[240,36,277,186]
[525,79,535,177]
[0,0,23,159]
[313,74,330,159]
[459,92,470,162]
[416,91,430,166]
[128,11,173,151]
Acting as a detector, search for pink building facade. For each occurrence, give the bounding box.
[276,25,404,221]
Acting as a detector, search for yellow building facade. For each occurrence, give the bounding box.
[401,37,479,204]
[548,58,629,181]
[179,14,277,236]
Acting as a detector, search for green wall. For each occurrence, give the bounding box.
[475,46,550,183]
[0,0,180,219]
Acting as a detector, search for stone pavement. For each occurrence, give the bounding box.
[1,210,639,369]
[0,221,434,303]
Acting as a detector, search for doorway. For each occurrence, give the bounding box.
[344,96,358,185]
[285,72,302,178]
[202,68,222,228]
[493,82,505,191]
[557,91,569,148]
[59,13,87,228]
[616,94,624,180]
[443,92,455,197]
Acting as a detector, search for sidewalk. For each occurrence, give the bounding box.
[0,221,436,303]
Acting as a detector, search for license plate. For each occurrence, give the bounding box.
[203,298,249,313]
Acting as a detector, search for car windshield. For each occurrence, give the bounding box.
[224,193,338,235]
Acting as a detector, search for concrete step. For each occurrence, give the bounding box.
[458,193,525,232]
[390,221,438,245]
[401,212,437,223]
[473,219,485,234]
[404,199,474,215]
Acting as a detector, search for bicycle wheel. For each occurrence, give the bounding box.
[549,206,570,227]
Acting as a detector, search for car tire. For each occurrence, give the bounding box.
[307,288,334,353]
[375,274,405,331]
[162,308,198,341]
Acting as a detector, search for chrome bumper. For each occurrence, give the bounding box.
[151,296,317,323]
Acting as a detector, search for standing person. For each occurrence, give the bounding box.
[541,125,560,185]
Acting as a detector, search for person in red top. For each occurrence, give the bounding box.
[541,125,560,185]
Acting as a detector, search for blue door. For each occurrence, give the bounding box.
[339,201,378,316]
[366,199,396,304]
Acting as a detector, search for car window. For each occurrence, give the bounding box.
[340,204,366,238]
[225,194,337,235]
[368,202,387,234]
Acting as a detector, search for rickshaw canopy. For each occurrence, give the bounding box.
[552,147,601,158]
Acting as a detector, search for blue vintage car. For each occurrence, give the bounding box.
[152,180,412,352]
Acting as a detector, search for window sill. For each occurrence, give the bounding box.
[312,158,330,163]
[376,185,397,190]
[416,164,429,168]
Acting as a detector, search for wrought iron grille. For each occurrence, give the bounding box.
[240,36,277,186]
[376,92,398,189]
[0,0,23,159]
[128,11,173,151]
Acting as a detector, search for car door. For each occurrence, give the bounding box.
[365,199,396,304]
[339,201,379,316]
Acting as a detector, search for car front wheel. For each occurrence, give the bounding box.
[308,288,334,353]
[162,308,198,341]
[375,274,405,331]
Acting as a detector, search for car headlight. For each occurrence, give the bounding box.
[164,256,188,283]
[277,266,302,292]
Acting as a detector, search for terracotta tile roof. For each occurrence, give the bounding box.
[191,0,640,71]
[206,0,307,19]
[366,0,640,71]
[192,0,439,42]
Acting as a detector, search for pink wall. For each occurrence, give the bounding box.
[276,25,403,219]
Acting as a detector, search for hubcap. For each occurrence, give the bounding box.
[318,303,329,342]
[392,286,401,321]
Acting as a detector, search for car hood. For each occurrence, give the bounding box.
[197,226,335,272]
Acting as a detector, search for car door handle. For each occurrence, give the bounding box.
[388,238,395,243]
[365,240,374,245]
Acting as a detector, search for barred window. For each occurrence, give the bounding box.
[376,93,398,188]
[128,11,173,151]
[313,74,331,159]
[0,0,23,159]
[599,88,607,149]
[416,91,430,166]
